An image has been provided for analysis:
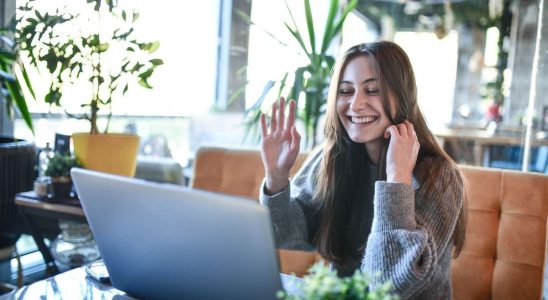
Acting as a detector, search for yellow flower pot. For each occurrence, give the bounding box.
[72,133,140,177]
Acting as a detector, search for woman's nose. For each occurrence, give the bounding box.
[349,92,368,112]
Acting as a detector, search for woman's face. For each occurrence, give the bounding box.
[336,55,396,146]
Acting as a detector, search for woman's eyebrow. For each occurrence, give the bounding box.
[339,78,376,85]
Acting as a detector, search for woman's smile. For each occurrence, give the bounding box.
[347,115,379,125]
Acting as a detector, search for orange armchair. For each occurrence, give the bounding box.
[191,146,548,298]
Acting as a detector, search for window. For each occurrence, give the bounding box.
[14,0,222,166]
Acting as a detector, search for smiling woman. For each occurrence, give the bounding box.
[259,41,467,299]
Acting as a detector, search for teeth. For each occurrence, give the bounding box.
[351,116,377,124]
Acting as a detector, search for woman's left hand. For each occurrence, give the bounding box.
[384,120,420,186]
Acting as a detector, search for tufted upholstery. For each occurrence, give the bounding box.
[452,165,548,300]
[191,146,548,297]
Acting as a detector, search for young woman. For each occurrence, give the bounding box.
[259,41,467,299]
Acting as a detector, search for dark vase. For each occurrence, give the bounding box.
[0,136,36,248]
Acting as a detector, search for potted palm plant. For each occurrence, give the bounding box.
[16,0,163,176]
[242,0,357,149]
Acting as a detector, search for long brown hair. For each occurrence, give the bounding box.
[313,41,468,266]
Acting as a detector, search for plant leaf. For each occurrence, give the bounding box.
[138,78,153,89]
[284,1,311,58]
[320,0,339,54]
[19,62,37,99]
[141,41,160,53]
[97,43,109,52]
[149,58,164,66]
[243,80,275,119]
[284,22,311,61]
[328,0,358,44]
[8,80,33,133]
[303,0,316,55]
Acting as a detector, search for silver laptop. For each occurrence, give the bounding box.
[71,167,284,300]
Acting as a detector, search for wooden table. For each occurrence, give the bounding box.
[15,192,86,275]
[434,128,548,167]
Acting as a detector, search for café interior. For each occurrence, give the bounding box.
[1,0,547,299]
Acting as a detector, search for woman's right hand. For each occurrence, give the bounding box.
[260,97,301,194]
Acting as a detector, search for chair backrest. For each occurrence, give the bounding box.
[452,165,548,300]
[191,146,307,199]
[191,146,548,296]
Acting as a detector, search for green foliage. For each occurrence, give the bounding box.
[0,25,36,133]
[278,262,399,300]
[355,0,501,35]
[45,153,80,177]
[242,0,357,150]
[16,0,163,134]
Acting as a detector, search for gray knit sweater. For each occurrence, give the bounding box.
[259,149,464,299]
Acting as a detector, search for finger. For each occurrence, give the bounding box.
[286,100,296,130]
[397,123,408,137]
[260,114,268,137]
[384,125,397,139]
[290,126,301,152]
[404,121,415,138]
[278,97,286,131]
[270,101,278,133]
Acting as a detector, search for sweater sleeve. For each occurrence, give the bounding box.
[361,158,464,299]
[259,150,322,251]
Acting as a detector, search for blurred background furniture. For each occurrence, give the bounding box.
[434,128,548,171]
[15,192,87,276]
[191,146,548,298]
[134,156,184,185]
[488,145,548,173]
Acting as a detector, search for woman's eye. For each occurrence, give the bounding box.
[338,89,354,95]
[366,89,379,95]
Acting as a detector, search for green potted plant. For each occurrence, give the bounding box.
[16,0,163,176]
[279,262,399,300]
[45,152,80,199]
[242,0,357,149]
[278,262,399,300]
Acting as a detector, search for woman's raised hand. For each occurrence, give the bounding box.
[260,97,301,194]
[384,120,420,186]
